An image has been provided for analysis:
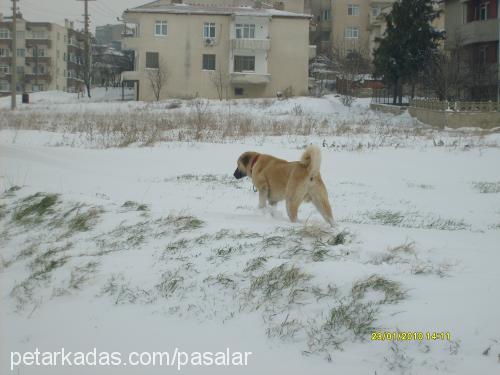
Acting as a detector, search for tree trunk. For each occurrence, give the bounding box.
[397,78,403,105]
[392,81,397,105]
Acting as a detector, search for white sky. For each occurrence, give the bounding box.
[0,0,147,32]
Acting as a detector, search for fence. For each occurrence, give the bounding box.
[371,88,410,106]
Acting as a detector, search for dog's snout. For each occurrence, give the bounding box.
[233,168,245,179]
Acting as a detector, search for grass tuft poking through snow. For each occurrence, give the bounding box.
[12,193,59,225]
[472,181,500,194]
[351,275,406,304]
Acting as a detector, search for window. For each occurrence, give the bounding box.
[16,31,25,39]
[35,48,46,57]
[146,52,159,69]
[321,31,331,41]
[155,21,167,36]
[479,2,488,20]
[63,52,67,61]
[234,55,255,72]
[32,84,44,92]
[0,29,10,39]
[16,66,24,74]
[202,54,216,70]
[0,48,8,57]
[16,49,25,57]
[235,24,255,39]
[348,4,359,16]
[0,64,10,74]
[345,26,359,39]
[204,22,216,38]
[0,81,9,91]
[322,9,331,21]
[372,7,381,17]
[234,87,244,96]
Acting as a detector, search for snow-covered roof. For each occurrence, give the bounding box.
[125,1,311,19]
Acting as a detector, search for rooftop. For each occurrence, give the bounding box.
[125,1,311,19]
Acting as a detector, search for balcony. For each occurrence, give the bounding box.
[26,56,52,64]
[26,39,52,48]
[231,39,270,51]
[368,13,385,30]
[457,19,499,45]
[25,73,51,82]
[230,72,271,85]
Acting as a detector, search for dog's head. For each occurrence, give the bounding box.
[233,152,256,179]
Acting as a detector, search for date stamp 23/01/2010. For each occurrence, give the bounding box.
[371,331,451,341]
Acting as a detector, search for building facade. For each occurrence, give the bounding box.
[309,0,444,57]
[95,24,124,50]
[309,0,398,56]
[121,1,311,100]
[0,16,85,95]
[444,0,499,100]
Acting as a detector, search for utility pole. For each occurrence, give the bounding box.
[10,0,18,110]
[77,0,95,98]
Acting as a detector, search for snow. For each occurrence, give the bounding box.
[1,91,500,374]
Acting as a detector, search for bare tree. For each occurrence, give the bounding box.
[331,40,371,105]
[210,65,230,101]
[426,30,498,102]
[147,60,168,101]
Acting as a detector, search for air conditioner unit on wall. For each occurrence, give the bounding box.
[204,38,215,46]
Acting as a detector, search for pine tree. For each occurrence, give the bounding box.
[373,0,444,104]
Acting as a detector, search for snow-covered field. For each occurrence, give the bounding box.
[1,90,499,374]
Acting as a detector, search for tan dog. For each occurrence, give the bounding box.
[233,145,334,226]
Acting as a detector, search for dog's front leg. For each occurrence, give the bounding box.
[258,188,267,208]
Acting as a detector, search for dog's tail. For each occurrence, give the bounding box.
[300,145,321,176]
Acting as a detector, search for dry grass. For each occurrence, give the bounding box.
[3,100,494,149]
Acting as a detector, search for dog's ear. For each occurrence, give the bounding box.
[240,154,251,166]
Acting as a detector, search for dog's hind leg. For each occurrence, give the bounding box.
[309,178,334,226]
[286,189,307,223]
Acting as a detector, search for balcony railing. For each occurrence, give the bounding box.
[231,39,270,50]
[26,56,52,64]
[458,19,499,45]
[230,72,271,84]
[26,39,52,48]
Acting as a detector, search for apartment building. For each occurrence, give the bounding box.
[121,1,312,100]
[96,24,125,50]
[0,16,85,95]
[309,1,444,57]
[444,0,499,100]
[143,0,306,13]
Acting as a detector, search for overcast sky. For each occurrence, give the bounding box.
[0,0,147,32]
